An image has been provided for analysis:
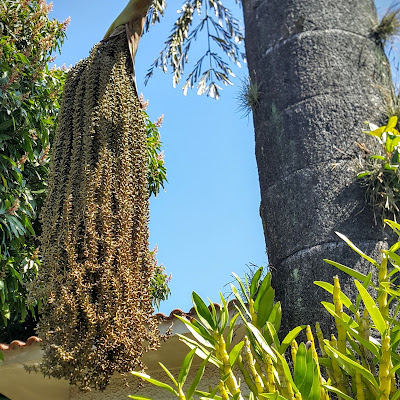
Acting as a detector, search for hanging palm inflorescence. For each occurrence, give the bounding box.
[30,29,159,390]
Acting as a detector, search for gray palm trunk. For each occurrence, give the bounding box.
[241,0,393,333]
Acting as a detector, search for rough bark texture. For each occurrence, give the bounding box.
[241,0,394,334]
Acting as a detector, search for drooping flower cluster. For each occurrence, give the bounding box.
[32,33,160,390]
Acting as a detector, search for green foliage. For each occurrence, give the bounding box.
[0,1,170,339]
[140,96,167,197]
[130,221,400,400]
[0,0,67,328]
[150,245,171,310]
[357,116,400,223]
[144,0,245,99]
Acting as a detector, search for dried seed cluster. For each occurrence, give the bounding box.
[31,33,159,390]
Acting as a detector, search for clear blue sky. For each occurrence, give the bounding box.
[49,0,393,316]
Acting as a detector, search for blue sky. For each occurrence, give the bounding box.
[49,0,394,315]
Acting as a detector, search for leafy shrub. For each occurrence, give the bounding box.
[357,116,400,223]
[0,0,68,329]
[0,0,170,340]
[130,220,400,400]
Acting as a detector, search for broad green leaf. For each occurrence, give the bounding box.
[323,259,370,283]
[254,272,271,311]
[192,292,216,330]
[314,281,356,313]
[178,347,196,387]
[250,267,263,298]
[269,301,282,333]
[356,273,374,309]
[294,342,307,390]
[387,116,398,130]
[187,356,209,399]
[389,241,400,252]
[324,342,378,388]
[354,280,386,336]
[229,341,244,367]
[335,232,380,268]
[322,385,354,400]
[385,220,400,237]
[309,358,321,400]
[365,125,385,137]
[0,351,3,361]
[130,372,177,395]
[257,287,275,328]
[279,326,304,354]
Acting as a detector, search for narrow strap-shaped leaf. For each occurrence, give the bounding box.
[227,313,240,346]
[254,271,272,311]
[192,291,216,330]
[273,347,299,394]
[309,360,321,400]
[229,341,244,367]
[356,272,374,309]
[354,281,386,336]
[158,362,178,387]
[187,356,209,399]
[335,232,380,268]
[231,284,251,318]
[321,302,380,357]
[178,334,222,368]
[266,321,280,349]
[256,287,275,328]
[322,385,354,400]
[324,342,378,388]
[250,267,263,298]
[314,281,356,313]
[269,301,282,333]
[245,321,277,361]
[323,259,371,283]
[178,347,197,387]
[128,396,154,400]
[259,393,287,400]
[279,326,304,354]
[294,342,307,390]
[232,272,250,303]
[130,372,177,395]
[174,314,215,348]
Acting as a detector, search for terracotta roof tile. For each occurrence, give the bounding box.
[0,300,239,350]
[0,336,41,351]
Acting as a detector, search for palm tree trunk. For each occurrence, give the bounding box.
[241,0,393,333]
